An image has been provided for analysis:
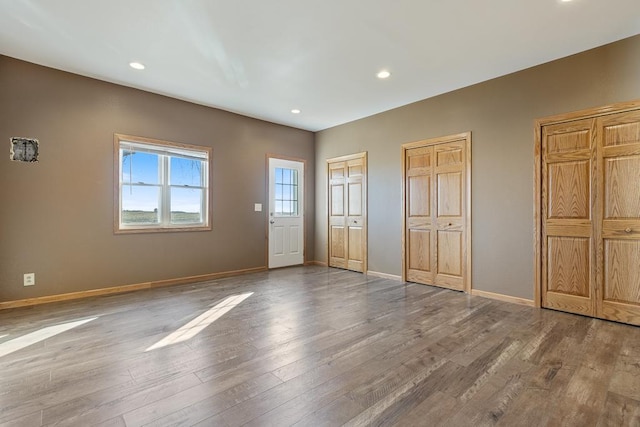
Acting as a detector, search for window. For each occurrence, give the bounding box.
[274,167,299,216]
[114,134,211,233]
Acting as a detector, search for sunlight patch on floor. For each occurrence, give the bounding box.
[0,317,97,358]
[145,292,253,352]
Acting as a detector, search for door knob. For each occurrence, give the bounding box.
[270,220,275,224]
[354,220,358,224]
[625,227,632,233]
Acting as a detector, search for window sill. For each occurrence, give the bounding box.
[114,224,212,234]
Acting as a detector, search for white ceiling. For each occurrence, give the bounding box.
[1,1,640,131]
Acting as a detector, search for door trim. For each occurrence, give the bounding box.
[533,99,640,308]
[326,152,368,273]
[265,153,307,269]
[401,132,472,293]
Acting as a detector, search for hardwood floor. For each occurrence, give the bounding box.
[1,266,639,426]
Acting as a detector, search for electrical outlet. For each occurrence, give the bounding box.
[24,273,35,286]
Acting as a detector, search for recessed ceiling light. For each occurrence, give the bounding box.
[291,109,301,114]
[377,70,391,79]
[129,62,145,70]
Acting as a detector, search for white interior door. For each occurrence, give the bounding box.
[268,158,304,268]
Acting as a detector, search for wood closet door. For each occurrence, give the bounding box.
[403,133,471,292]
[541,119,597,316]
[328,161,347,269]
[434,141,466,290]
[328,153,367,273]
[405,146,435,284]
[345,157,366,272]
[597,111,640,325]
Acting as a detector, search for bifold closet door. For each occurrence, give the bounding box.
[402,133,471,292]
[540,107,640,326]
[597,111,640,325]
[541,119,597,317]
[404,145,435,285]
[328,161,347,269]
[328,153,367,273]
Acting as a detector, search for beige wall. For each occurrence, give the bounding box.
[0,56,315,302]
[3,34,640,304]
[315,34,640,300]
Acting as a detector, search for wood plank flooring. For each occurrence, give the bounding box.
[1,266,639,426]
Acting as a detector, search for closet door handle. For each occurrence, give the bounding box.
[625,227,632,233]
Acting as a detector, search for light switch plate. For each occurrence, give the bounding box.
[254,203,262,212]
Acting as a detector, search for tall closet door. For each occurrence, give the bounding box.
[538,105,640,326]
[405,146,435,284]
[541,119,596,317]
[597,111,640,325]
[434,141,467,290]
[402,133,471,293]
[328,153,367,273]
[328,161,347,268]
[345,157,366,272]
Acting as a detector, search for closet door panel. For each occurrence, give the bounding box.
[541,119,596,316]
[604,156,640,218]
[547,161,590,219]
[433,142,465,290]
[437,230,462,276]
[328,162,347,268]
[598,111,640,325]
[405,146,435,283]
[547,237,591,296]
[346,157,366,272]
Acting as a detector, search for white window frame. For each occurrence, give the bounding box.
[114,134,212,234]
